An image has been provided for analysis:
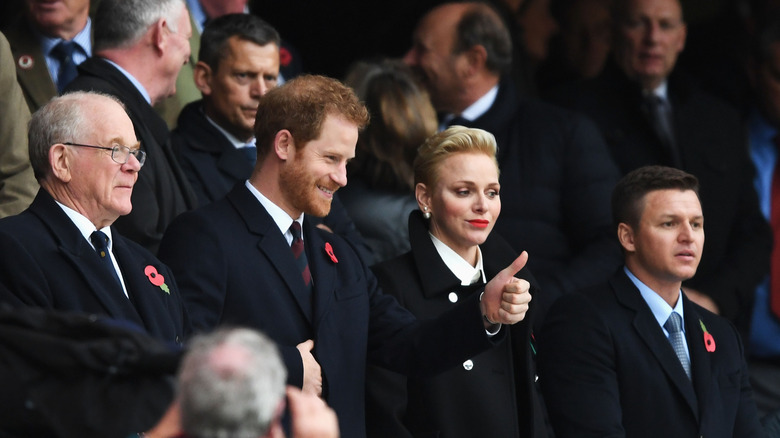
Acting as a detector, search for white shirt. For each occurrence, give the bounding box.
[55,201,129,298]
[244,181,303,245]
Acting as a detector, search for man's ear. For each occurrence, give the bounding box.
[151,18,166,55]
[273,130,295,161]
[461,44,488,78]
[617,222,636,253]
[193,61,213,95]
[49,143,73,183]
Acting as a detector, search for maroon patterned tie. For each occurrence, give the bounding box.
[290,221,311,287]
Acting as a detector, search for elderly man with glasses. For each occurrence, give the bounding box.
[0,91,189,346]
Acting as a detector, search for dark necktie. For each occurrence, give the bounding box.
[241,145,257,167]
[770,138,780,319]
[90,231,123,290]
[51,40,79,93]
[664,312,691,379]
[445,115,471,128]
[290,221,311,288]
[642,94,682,168]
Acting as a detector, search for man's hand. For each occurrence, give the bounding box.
[287,386,340,438]
[481,251,532,326]
[296,339,322,396]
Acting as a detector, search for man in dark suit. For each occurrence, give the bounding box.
[0,91,188,346]
[538,165,764,437]
[548,0,770,337]
[66,0,197,254]
[3,0,92,113]
[404,1,623,328]
[158,74,533,438]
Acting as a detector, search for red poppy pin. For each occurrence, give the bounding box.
[699,319,716,352]
[324,242,338,264]
[144,265,170,294]
[279,47,292,67]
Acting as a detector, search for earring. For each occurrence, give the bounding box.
[423,206,431,219]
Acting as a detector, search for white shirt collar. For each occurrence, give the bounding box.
[244,181,303,244]
[439,85,499,131]
[54,200,114,250]
[430,233,486,286]
[624,266,685,333]
[649,81,669,102]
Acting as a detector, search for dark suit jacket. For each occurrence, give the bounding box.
[365,210,549,438]
[0,189,189,345]
[549,64,771,335]
[157,184,504,438]
[3,19,58,113]
[465,77,623,330]
[538,269,764,437]
[65,57,197,254]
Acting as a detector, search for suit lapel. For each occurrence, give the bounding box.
[6,20,57,110]
[28,191,144,324]
[303,219,337,328]
[685,301,713,419]
[613,273,699,418]
[228,186,315,323]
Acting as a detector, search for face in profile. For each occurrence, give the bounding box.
[620,189,703,293]
[160,3,193,102]
[199,36,280,141]
[65,97,141,228]
[613,0,686,91]
[417,152,501,263]
[278,115,357,218]
[404,3,469,114]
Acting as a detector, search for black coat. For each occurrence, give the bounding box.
[158,184,505,438]
[65,57,197,254]
[549,64,772,335]
[366,210,550,438]
[539,269,764,437]
[465,78,623,330]
[0,189,189,345]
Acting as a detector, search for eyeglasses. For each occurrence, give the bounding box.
[63,142,146,167]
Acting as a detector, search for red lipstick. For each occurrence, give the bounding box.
[468,219,489,228]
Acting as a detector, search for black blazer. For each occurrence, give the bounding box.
[465,77,623,330]
[549,64,771,334]
[65,57,197,253]
[157,184,505,438]
[0,189,189,345]
[538,269,764,437]
[366,210,549,438]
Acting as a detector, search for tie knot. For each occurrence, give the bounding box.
[90,231,110,257]
[52,40,77,60]
[664,312,683,333]
[290,221,302,241]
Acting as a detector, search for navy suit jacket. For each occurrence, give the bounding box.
[538,269,764,437]
[158,184,502,438]
[0,189,188,345]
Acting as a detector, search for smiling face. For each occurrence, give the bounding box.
[65,97,141,229]
[278,114,357,218]
[417,152,500,263]
[614,0,686,91]
[620,189,703,296]
[199,36,280,141]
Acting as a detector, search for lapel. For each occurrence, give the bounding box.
[684,299,714,418]
[28,190,145,325]
[303,218,338,328]
[227,185,315,323]
[612,272,699,419]
[112,234,172,335]
[5,20,58,110]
